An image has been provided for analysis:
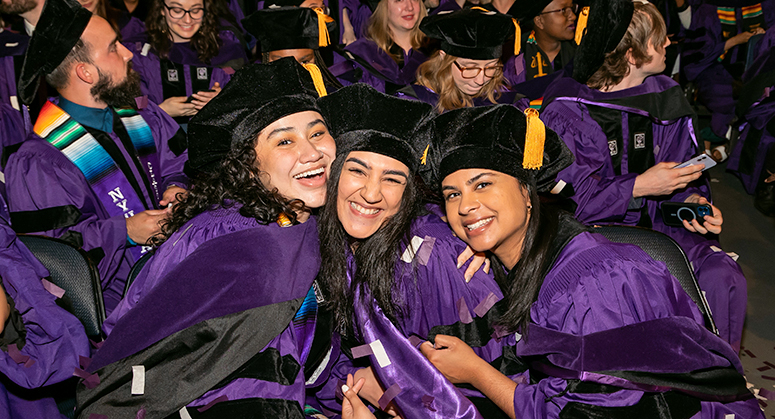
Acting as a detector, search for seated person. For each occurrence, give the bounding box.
[682,0,773,161]
[124,0,248,126]
[79,58,335,417]
[540,0,747,349]
[0,194,89,419]
[242,6,344,91]
[7,0,188,314]
[329,0,429,94]
[400,8,528,112]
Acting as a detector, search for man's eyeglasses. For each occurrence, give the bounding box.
[452,61,503,79]
[539,3,579,17]
[163,3,205,20]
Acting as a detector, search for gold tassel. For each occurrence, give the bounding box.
[312,7,334,48]
[522,108,545,170]
[420,144,430,165]
[276,213,293,227]
[513,18,521,55]
[302,63,328,97]
[575,6,589,45]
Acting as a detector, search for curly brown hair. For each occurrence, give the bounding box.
[152,133,306,247]
[145,0,226,64]
[586,2,667,90]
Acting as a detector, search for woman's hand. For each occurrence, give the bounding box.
[420,334,483,384]
[190,82,222,110]
[342,9,358,45]
[352,367,400,416]
[159,96,197,118]
[159,185,187,208]
[633,162,703,198]
[342,374,377,419]
[0,284,9,334]
[725,27,766,50]
[457,246,490,283]
[682,194,723,235]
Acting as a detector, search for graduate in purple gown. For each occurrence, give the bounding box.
[6,0,188,315]
[329,0,429,93]
[123,0,248,126]
[80,58,338,418]
[0,195,90,419]
[540,0,747,350]
[416,102,762,419]
[681,0,774,159]
[241,6,344,91]
[398,8,528,112]
[315,84,513,419]
[727,31,775,216]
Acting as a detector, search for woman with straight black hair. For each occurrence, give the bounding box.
[417,103,762,419]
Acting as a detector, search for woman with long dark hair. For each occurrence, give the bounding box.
[81,59,337,417]
[124,0,248,125]
[417,103,761,418]
[400,8,527,113]
[315,84,514,419]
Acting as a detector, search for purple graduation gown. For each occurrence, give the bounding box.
[319,211,517,419]
[509,229,761,418]
[682,0,775,138]
[0,29,33,170]
[541,75,747,350]
[0,199,90,419]
[330,39,428,93]
[77,217,325,418]
[5,101,187,315]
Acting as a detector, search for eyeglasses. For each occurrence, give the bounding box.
[452,61,503,79]
[539,3,579,17]
[163,3,206,20]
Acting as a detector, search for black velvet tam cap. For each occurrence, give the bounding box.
[420,8,515,60]
[572,0,634,84]
[509,0,553,23]
[18,0,92,105]
[417,104,574,193]
[318,84,434,173]
[243,7,332,52]
[186,57,321,174]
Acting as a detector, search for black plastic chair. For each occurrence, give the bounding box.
[591,225,719,335]
[17,235,105,340]
[124,251,153,297]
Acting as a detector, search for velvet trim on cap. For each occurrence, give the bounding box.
[18,0,92,105]
[186,58,321,175]
[572,0,635,84]
[243,7,332,52]
[420,9,515,60]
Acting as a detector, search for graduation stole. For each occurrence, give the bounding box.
[717,4,765,61]
[524,31,552,80]
[34,102,160,259]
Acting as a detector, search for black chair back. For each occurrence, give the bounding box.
[124,251,153,297]
[591,225,718,335]
[17,235,105,340]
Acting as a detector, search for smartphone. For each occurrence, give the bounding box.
[661,202,714,226]
[184,89,216,103]
[674,153,716,171]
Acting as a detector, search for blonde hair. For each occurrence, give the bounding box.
[586,2,668,90]
[365,0,428,62]
[416,51,506,113]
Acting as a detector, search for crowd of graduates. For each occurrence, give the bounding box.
[0,0,772,416]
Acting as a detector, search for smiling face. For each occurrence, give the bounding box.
[336,151,410,240]
[253,111,336,212]
[162,0,204,42]
[449,55,500,97]
[386,0,420,33]
[442,169,531,269]
[534,0,577,42]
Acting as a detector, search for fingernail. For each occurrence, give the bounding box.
[456,261,462,269]
[341,384,350,393]
[465,274,471,283]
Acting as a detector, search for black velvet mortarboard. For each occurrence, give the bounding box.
[17,0,92,105]
[318,84,434,173]
[572,0,634,84]
[243,7,332,52]
[417,104,574,193]
[420,9,515,60]
[186,58,321,175]
[509,0,554,23]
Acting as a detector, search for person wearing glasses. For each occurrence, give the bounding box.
[399,8,528,113]
[123,0,248,127]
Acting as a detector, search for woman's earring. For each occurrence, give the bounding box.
[527,205,532,210]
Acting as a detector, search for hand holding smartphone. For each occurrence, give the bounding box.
[674,153,716,171]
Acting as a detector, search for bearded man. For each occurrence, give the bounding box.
[5,0,188,316]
